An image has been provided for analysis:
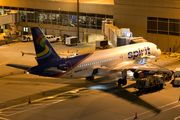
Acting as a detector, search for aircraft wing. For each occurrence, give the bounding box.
[6,64,32,71]
[110,62,171,73]
[109,61,134,73]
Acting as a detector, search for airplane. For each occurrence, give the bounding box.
[7,27,167,86]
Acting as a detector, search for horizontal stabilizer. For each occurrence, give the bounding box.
[6,64,32,70]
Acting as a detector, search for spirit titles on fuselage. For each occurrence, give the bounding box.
[128,46,150,59]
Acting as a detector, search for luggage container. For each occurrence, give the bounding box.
[173,67,180,86]
[65,36,78,46]
[95,40,108,49]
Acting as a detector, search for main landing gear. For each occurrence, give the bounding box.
[118,77,127,86]
[118,69,127,86]
[86,76,94,81]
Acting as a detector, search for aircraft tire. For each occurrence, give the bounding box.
[118,78,127,86]
[27,38,30,42]
[86,76,94,81]
[159,84,163,89]
[118,78,122,86]
[123,79,127,85]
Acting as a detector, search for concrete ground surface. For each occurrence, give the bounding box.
[0,41,180,120]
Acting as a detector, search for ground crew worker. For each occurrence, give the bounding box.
[169,47,171,52]
[169,72,172,80]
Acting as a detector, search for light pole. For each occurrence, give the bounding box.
[77,0,79,42]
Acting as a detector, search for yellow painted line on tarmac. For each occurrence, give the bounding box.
[0,87,87,112]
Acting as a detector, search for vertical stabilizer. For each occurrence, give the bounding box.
[31,27,62,65]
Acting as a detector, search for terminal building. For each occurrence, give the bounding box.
[0,0,180,51]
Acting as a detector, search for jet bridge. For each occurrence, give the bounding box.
[102,19,146,47]
[0,14,13,26]
[0,13,18,35]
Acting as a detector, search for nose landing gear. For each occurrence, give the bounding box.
[86,76,94,81]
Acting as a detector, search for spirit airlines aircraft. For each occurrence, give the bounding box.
[13,27,163,85]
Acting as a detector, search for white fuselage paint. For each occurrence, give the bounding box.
[60,42,161,78]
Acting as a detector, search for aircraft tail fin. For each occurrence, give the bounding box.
[31,27,62,65]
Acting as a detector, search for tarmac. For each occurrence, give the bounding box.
[0,41,180,120]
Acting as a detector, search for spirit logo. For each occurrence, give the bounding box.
[128,47,150,59]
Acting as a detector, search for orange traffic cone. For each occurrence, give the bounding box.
[134,112,138,119]
[29,97,31,104]
[76,49,79,55]
[21,51,25,56]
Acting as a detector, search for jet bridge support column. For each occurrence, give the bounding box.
[118,69,127,86]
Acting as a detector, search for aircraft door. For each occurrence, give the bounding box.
[65,61,72,74]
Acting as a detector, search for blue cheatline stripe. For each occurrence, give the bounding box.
[37,48,52,60]
[55,52,94,78]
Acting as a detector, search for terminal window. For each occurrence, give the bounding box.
[0,6,113,30]
[17,7,113,30]
[147,17,180,36]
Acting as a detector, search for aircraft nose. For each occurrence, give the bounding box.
[157,49,161,57]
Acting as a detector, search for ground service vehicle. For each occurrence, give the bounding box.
[95,40,108,49]
[136,75,165,93]
[46,35,57,42]
[21,35,33,41]
[54,36,61,41]
[173,67,180,86]
[65,36,78,46]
